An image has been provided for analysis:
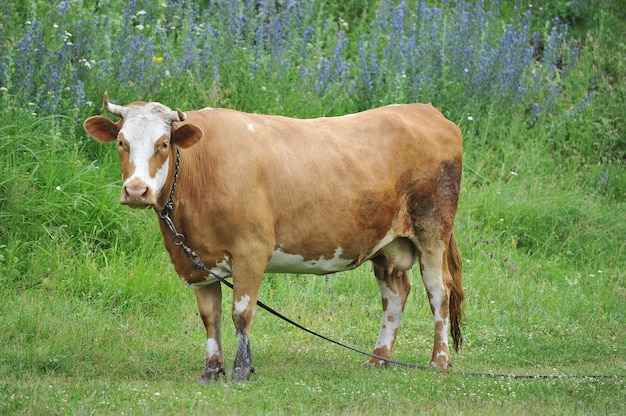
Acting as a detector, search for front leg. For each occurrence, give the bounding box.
[232,329,255,382]
[194,283,226,382]
[230,272,263,382]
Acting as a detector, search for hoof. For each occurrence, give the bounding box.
[363,358,389,368]
[430,361,450,373]
[430,355,451,372]
[231,365,256,382]
[199,367,226,383]
[430,346,452,372]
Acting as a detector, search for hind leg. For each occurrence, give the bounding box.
[365,240,414,367]
[417,238,454,370]
[195,282,226,382]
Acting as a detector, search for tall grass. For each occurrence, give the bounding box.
[1,0,625,414]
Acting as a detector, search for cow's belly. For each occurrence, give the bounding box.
[265,247,356,275]
[184,235,413,289]
[184,247,358,289]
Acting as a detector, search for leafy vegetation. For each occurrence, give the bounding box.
[1,0,624,414]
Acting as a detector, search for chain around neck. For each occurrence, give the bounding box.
[161,146,181,215]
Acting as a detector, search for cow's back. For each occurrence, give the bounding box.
[183,103,461,193]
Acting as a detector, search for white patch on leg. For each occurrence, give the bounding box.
[419,241,451,351]
[437,318,449,347]
[206,338,220,359]
[374,282,403,350]
[234,294,251,317]
[419,241,447,323]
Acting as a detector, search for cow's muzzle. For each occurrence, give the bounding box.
[121,180,156,208]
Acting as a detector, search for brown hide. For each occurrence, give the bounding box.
[161,104,462,287]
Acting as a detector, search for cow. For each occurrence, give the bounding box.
[83,92,464,382]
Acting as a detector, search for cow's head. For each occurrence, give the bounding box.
[84,92,202,209]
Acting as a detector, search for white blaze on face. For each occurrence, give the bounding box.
[119,104,173,196]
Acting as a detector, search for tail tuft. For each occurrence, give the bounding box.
[448,231,464,352]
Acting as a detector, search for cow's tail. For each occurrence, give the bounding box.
[448,230,464,352]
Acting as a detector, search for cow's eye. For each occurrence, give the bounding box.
[161,141,169,150]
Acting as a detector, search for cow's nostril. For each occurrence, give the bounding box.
[121,184,153,207]
[125,186,148,197]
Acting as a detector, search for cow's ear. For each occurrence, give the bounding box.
[84,116,119,143]
[172,124,203,149]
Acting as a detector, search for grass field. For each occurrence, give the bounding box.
[1,0,625,414]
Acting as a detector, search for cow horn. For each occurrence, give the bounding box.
[103,91,126,117]
[166,108,186,123]
[167,109,186,123]
[175,108,187,122]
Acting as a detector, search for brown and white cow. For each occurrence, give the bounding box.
[83,93,464,382]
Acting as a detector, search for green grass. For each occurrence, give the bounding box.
[1,248,624,414]
[1,0,625,414]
